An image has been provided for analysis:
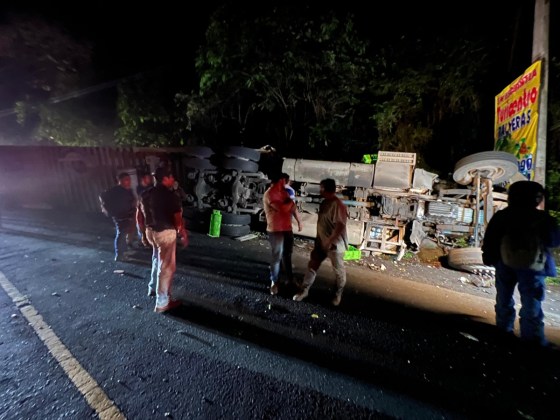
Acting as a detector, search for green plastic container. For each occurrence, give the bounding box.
[343,245,361,261]
[208,210,222,237]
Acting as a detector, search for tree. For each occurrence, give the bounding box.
[0,14,98,145]
[186,4,376,159]
[115,74,173,147]
[369,36,494,171]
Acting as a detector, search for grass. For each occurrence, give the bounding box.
[546,277,560,286]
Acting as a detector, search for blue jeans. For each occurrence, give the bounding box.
[146,228,177,308]
[113,217,135,258]
[495,263,546,345]
[268,231,294,284]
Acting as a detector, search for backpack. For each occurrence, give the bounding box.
[500,223,546,271]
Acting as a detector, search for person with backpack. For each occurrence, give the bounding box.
[482,180,560,347]
[99,172,137,262]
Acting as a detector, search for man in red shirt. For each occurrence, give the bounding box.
[263,173,302,295]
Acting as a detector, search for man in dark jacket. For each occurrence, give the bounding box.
[482,180,560,346]
[99,172,137,262]
[137,167,187,313]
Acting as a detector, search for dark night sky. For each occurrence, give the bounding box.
[2,0,553,85]
[0,0,223,80]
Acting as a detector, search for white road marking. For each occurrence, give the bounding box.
[0,271,126,420]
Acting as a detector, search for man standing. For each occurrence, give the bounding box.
[99,172,137,262]
[482,180,560,347]
[137,167,188,313]
[293,178,348,306]
[281,172,296,201]
[136,172,154,197]
[263,173,302,295]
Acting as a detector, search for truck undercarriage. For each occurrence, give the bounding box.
[181,146,519,275]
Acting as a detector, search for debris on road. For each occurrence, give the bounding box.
[460,332,480,342]
[234,233,259,242]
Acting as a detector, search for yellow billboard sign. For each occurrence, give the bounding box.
[494,60,541,180]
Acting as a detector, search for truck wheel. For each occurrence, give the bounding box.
[220,157,259,173]
[183,157,216,170]
[183,146,214,159]
[220,224,251,237]
[220,213,251,225]
[222,146,261,162]
[453,151,518,186]
[447,247,484,266]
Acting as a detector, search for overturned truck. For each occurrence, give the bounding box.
[183,146,519,273]
[282,151,518,256]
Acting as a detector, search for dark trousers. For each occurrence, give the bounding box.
[113,217,136,258]
[268,231,294,284]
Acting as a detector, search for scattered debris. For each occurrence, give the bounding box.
[470,276,494,288]
[132,304,142,310]
[51,292,60,297]
[459,332,479,342]
[367,263,387,271]
[311,314,319,319]
[234,233,259,242]
[113,269,124,274]
[11,314,17,318]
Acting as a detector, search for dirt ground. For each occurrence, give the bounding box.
[287,236,560,340]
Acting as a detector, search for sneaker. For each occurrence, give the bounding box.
[293,288,309,302]
[332,292,342,307]
[154,299,182,313]
[270,283,279,295]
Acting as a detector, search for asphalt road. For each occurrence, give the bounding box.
[0,209,559,419]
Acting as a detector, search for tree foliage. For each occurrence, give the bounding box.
[35,103,112,146]
[186,4,499,168]
[187,4,376,159]
[369,37,493,170]
[0,14,92,99]
[0,14,98,145]
[116,75,173,147]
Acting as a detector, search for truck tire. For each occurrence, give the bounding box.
[220,224,251,237]
[183,157,216,170]
[184,210,210,233]
[220,213,251,225]
[222,146,261,162]
[447,247,484,266]
[453,151,518,186]
[220,157,259,173]
[183,146,214,159]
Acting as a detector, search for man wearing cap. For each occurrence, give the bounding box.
[137,167,188,313]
